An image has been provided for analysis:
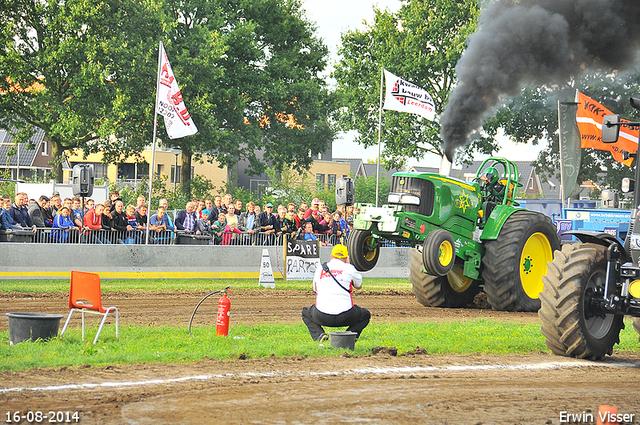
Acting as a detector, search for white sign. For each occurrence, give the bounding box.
[285,239,320,281]
[259,249,276,288]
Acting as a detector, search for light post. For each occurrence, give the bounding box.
[169,148,181,195]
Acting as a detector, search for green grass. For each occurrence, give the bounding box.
[0,278,413,293]
[1,280,639,372]
[1,319,639,372]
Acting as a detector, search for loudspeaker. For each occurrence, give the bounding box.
[72,164,94,197]
[335,177,354,206]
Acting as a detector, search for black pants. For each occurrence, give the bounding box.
[301,304,371,341]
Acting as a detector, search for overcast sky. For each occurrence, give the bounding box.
[302,0,543,168]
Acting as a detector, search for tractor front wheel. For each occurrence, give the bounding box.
[538,243,624,360]
[482,211,560,311]
[347,229,380,272]
[410,248,480,308]
[422,229,455,276]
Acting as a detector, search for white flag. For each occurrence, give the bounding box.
[383,69,436,121]
[156,44,198,139]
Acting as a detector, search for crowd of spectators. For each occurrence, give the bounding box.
[0,190,358,246]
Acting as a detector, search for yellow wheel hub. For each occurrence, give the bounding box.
[363,236,378,261]
[520,232,553,299]
[438,240,453,267]
[447,266,473,293]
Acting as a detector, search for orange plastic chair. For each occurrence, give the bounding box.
[60,271,119,344]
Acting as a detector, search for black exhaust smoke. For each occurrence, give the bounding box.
[440,0,640,162]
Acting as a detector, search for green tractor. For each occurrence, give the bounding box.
[347,157,561,312]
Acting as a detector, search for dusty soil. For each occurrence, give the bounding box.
[2,290,640,424]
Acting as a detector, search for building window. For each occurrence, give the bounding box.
[328,174,336,189]
[528,178,534,190]
[171,165,181,184]
[316,173,325,189]
[157,164,164,176]
[93,164,108,179]
[41,141,48,156]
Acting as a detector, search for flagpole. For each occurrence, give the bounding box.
[146,41,163,244]
[557,99,565,208]
[376,68,384,207]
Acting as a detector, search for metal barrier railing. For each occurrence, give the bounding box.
[0,228,356,246]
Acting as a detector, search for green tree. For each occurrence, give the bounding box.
[0,0,165,182]
[353,174,390,205]
[160,0,335,196]
[333,0,481,169]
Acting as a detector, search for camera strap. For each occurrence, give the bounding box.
[322,262,351,293]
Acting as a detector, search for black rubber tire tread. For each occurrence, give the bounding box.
[482,210,561,312]
[422,229,455,276]
[634,318,640,344]
[347,229,380,272]
[410,248,480,308]
[538,243,624,360]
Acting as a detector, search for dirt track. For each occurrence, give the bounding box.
[2,290,640,424]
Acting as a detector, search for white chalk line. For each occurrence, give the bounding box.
[1,359,638,395]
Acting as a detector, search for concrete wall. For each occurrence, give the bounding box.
[0,244,410,280]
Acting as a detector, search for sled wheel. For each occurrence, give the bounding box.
[482,211,560,311]
[347,229,380,272]
[410,248,480,308]
[422,229,455,277]
[538,243,624,360]
[634,318,640,344]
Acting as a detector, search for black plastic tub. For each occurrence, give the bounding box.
[6,312,64,345]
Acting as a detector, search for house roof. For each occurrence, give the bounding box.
[407,165,440,174]
[0,126,44,167]
[334,158,365,177]
[362,162,400,180]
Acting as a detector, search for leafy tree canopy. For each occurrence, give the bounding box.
[158,0,335,194]
[333,0,480,169]
[0,0,165,181]
[1,0,335,193]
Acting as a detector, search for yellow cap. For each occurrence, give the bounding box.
[629,280,640,299]
[331,244,348,259]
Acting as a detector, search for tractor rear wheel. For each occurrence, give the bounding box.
[347,229,380,272]
[538,243,624,360]
[482,211,560,311]
[410,248,480,308]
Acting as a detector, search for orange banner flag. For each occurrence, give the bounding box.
[576,91,638,167]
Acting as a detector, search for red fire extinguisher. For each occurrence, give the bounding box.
[188,286,232,337]
[216,292,231,336]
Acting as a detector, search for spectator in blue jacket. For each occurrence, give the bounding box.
[52,207,77,242]
[1,198,23,231]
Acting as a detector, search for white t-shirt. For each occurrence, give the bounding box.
[313,258,363,315]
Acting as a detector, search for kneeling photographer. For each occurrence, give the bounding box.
[301,244,371,342]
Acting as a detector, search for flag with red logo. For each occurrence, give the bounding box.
[156,43,198,139]
[576,91,637,167]
[382,69,435,120]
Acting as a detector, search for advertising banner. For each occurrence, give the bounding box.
[285,239,320,281]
